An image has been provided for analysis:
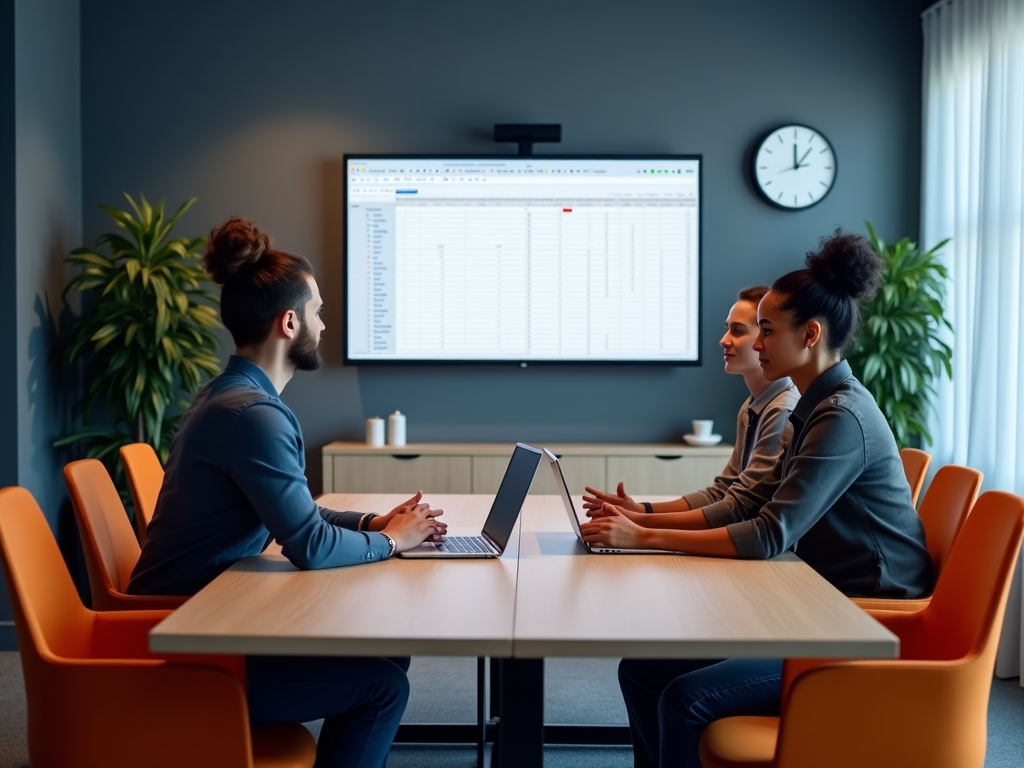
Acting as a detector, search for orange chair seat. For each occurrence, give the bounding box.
[699,716,778,768]
[251,724,317,768]
[852,596,930,613]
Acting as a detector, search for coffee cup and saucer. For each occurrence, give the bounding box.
[683,419,722,447]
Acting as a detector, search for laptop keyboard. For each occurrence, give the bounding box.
[436,536,494,554]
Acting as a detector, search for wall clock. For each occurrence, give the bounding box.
[752,124,836,210]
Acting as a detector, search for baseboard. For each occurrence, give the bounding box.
[0,621,17,651]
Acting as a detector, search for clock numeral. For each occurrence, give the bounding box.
[808,192,814,201]
[794,195,798,206]
[764,148,773,154]
[819,181,828,187]
[777,192,783,201]
[759,166,768,170]
[824,166,832,170]
[819,148,829,153]
[764,180,772,186]
[777,135,784,143]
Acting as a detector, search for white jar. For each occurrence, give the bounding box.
[365,417,385,447]
[387,411,407,446]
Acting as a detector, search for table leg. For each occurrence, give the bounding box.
[493,658,544,768]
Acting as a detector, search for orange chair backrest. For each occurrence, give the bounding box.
[916,463,982,578]
[780,489,1024,708]
[64,459,142,610]
[899,447,931,506]
[921,490,1024,662]
[120,443,164,547]
[0,487,94,664]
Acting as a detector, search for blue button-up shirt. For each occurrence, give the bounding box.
[128,356,390,597]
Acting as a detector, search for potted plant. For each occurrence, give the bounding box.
[56,194,221,496]
[846,222,953,449]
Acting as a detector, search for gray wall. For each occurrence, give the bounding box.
[0,0,82,647]
[1,2,16,496]
[16,0,81,532]
[81,0,924,494]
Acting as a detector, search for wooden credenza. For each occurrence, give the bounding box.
[321,442,734,497]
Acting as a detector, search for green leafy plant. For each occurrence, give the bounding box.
[56,194,221,490]
[847,222,953,449]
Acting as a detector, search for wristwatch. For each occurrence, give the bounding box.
[381,533,397,558]
[358,512,379,531]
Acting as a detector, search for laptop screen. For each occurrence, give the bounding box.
[482,443,543,550]
[544,449,584,539]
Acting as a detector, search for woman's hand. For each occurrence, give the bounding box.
[585,500,646,526]
[579,504,652,549]
[582,482,643,514]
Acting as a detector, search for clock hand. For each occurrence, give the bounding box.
[793,144,798,170]
[797,147,813,167]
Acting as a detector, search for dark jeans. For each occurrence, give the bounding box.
[618,658,783,768]
[247,655,411,768]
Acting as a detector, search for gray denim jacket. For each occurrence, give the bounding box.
[725,360,934,598]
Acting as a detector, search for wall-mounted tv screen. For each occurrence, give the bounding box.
[343,155,701,364]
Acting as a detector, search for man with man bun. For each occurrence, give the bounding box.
[128,216,444,768]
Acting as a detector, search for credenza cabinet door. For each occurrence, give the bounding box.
[606,455,724,496]
[472,455,606,495]
[331,455,472,494]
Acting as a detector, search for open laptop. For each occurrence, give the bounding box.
[400,443,542,558]
[543,448,672,555]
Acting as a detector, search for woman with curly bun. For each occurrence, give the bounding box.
[586,231,934,768]
[128,216,446,768]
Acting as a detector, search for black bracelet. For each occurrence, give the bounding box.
[642,501,653,514]
[358,512,379,531]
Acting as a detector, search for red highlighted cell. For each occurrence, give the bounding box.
[562,208,572,212]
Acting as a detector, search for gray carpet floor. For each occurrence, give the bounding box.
[0,652,1021,766]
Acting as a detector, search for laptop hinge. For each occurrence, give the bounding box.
[481,532,502,553]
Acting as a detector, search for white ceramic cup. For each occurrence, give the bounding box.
[692,419,714,437]
[365,417,385,447]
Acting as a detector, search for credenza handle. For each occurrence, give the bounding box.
[654,455,683,461]
[391,454,422,461]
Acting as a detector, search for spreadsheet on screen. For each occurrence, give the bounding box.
[345,157,700,363]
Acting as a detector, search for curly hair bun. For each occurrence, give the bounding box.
[204,216,273,285]
[805,229,883,301]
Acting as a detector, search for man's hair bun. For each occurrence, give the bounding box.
[805,229,883,302]
[203,216,273,285]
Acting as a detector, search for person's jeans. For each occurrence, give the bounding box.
[247,655,411,768]
[618,658,782,768]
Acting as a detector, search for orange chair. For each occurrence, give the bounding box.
[899,447,931,506]
[120,442,164,546]
[0,486,315,768]
[853,463,982,613]
[699,490,1024,768]
[64,458,184,611]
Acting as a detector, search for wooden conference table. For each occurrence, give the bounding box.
[150,494,898,768]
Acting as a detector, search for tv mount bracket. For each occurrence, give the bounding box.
[493,123,562,156]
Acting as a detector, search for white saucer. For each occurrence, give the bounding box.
[683,434,722,447]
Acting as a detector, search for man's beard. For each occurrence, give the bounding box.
[287,319,323,371]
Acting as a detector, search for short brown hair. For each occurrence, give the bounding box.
[737,285,770,304]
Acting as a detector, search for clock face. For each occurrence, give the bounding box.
[753,125,836,209]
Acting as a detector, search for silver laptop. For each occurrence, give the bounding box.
[543,448,672,555]
[400,443,542,558]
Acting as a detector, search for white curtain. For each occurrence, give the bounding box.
[921,0,1024,681]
